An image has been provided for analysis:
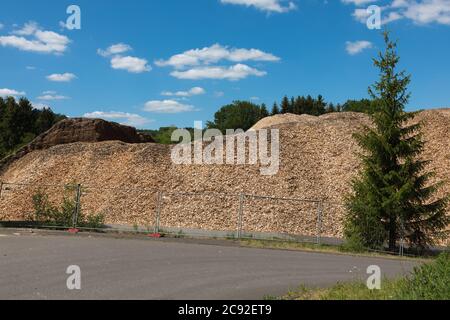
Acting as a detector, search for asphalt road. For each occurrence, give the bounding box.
[0,231,419,300]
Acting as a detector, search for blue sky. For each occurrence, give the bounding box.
[0,0,449,129]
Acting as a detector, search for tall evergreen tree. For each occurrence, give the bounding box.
[260,103,269,118]
[304,95,314,114]
[345,32,449,251]
[271,102,280,115]
[289,97,295,113]
[293,96,303,114]
[281,96,290,114]
[326,103,336,113]
[314,94,326,115]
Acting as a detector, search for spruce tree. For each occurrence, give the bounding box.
[327,103,336,113]
[345,32,449,252]
[260,103,269,118]
[271,102,280,115]
[290,97,295,113]
[293,96,302,114]
[304,95,314,114]
[281,96,290,114]
[314,94,326,115]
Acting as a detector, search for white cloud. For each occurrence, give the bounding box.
[32,102,51,110]
[400,0,450,25]
[83,111,152,128]
[97,43,132,57]
[220,0,296,13]
[171,64,267,81]
[161,87,206,97]
[143,100,197,113]
[155,44,280,69]
[37,93,69,101]
[0,88,26,97]
[98,43,151,73]
[46,73,77,82]
[346,40,373,55]
[59,21,68,30]
[0,21,70,54]
[11,21,39,36]
[110,55,152,73]
[352,8,372,23]
[341,0,377,5]
[383,10,404,23]
[348,0,450,26]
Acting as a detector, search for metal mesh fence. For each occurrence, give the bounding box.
[0,181,345,244]
[0,182,76,227]
[3,181,445,254]
[241,195,321,242]
[158,191,240,237]
[81,185,157,231]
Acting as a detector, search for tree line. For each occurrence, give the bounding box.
[206,96,376,133]
[0,97,66,159]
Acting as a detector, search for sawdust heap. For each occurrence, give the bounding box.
[0,110,449,242]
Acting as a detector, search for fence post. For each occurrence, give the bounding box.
[236,193,245,239]
[72,184,82,228]
[316,201,323,245]
[399,217,405,257]
[154,191,163,234]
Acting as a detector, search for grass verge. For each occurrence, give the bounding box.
[240,239,429,261]
[270,253,449,300]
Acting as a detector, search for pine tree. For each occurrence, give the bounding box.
[293,96,303,114]
[304,95,314,114]
[345,32,449,252]
[260,103,269,118]
[314,94,326,115]
[281,96,290,114]
[326,103,336,113]
[271,102,280,115]
[289,97,295,113]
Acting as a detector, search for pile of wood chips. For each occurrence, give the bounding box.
[0,110,448,244]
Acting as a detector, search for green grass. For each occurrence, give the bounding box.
[273,253,449,300]
[241,239,342,252]
[239,239,427,261]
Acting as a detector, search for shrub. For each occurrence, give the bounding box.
[395,253,450,300]
[31,185,105,229]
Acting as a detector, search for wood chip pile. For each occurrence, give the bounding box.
[0,110,448,242]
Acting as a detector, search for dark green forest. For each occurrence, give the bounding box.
[0,97,66,159]
[205,95,375,134]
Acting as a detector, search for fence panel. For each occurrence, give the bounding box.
[0,182,76,227]
[80,185,158,231]
[241,195,320,242]
[0,181,348,244]
[320,201,346,244]
[158,192,240,237]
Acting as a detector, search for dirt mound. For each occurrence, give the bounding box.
[35,118,154,146]
[0,118,154,174]
[0,110,448,243]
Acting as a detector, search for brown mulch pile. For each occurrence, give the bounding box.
[0,110,448,243]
